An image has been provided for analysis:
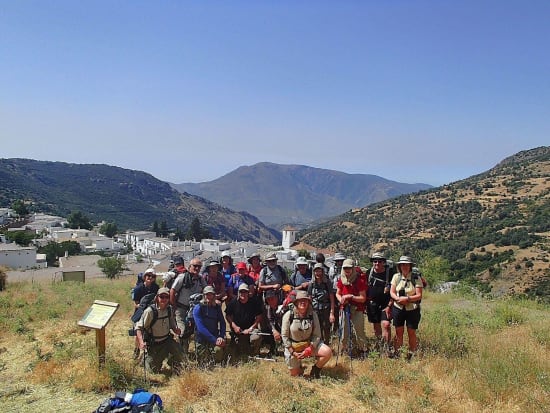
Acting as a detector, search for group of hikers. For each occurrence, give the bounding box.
[130,251,424,378]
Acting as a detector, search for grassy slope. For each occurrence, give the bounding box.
[0,277,549,413]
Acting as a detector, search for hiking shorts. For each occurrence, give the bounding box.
[392,306,421,330]
[365,300,390,324]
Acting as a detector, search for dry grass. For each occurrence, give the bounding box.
[0,276,549,413]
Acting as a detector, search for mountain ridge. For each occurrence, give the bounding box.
[172,162,432,227]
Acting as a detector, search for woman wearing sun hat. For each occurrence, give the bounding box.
[390,255,423,360]
[281,290,332,378]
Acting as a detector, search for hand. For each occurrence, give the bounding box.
[242,328,250,335]
[273,331,281,342]
[174,327,182,336]
[233,325,242,334]
[273,284,280,290]
[215,337,226,347]
[139,341,147,351]
[329,313,335,323]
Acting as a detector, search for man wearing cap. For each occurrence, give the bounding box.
[170,257,206,354]
[225,283,263,359]
[366,252,395,352]
[335,258,368,355]
[290,256,312,291]
[173,256,186,275]
[258,252,289,303]
[193,285,227,364]
[203,261,226,304]
[135,287,184,374]
[390,255,423,360]
[328,253,346,336]
[261,288,284,356]
[226,262,256,301]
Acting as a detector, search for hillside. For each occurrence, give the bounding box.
[299,147,550,300]
[172,162,432,228]
[0,159,279,244]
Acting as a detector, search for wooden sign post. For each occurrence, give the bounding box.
[78,300,119,369]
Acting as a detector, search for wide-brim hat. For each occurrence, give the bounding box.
[295,256,308,266]
[144,268,156,275]
[294,290,311,302]
[370,252,387,262]
[264,252,277,261]
[208,261,220,267]
[221,252,232,258]
[397,255,415,266]
[342,259,354,268]
[333,252,346,261]
[247,253,261,264]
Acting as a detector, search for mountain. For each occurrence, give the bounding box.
[172,162,432,227]
[298,147,550,299]
[0,159,280,244]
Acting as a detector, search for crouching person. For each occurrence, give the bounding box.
[135,287,185,375]
[193,286,227,365]
[282,290,332,378]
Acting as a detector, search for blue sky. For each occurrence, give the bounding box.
[1,1,548,186]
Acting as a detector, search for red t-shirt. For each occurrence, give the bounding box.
[337,270,368,312]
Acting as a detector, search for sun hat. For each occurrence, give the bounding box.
[144,268,156,275]
[397,255,415,265]
[295,256,308,266]
[370,252,387,262]
[333,252,346,261]
[294,290,311,302]
[313,263,324,271]
[264,252,277,261]
[208,261,220,267]
[247,253,261,264]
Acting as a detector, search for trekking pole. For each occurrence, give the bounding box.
[335,305,345,366]
[142,348,148,385]
[346,304,353,374]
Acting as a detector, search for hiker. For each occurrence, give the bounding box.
[173,256,186,275]
[328,252,346,336]
[203,261,226,304]
[281,290,332,378]
[258,252,289,303]
[220,252,236,285]
[261,289,284,356]
[390,255,423,360]
[226,261,256,301]
[135,287,184,374]
[193,285,227,364]
[335,259,368,355]
[308,263,335,345]
[290,256,312,291]
[132,268,159,358]
[170,257,206,354]
[315,253,330,278]
[366,252,394,353]
[247,252,263,283]
[225,283,263,360]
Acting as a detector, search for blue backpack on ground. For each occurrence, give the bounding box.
[93,388,163,412]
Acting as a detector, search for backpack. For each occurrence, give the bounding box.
[180,293,203,339]
[397,270,427,304]
[130,273,145,301]
[130,293,157,323]
[94,388,163,412]
[368,260,395,294]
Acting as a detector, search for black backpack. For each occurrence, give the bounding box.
[131,293,157,323]
[130,272,145,301]
[180,293,203,339]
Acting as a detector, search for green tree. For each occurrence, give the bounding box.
[97,256,126,279]
[11,199,29,216]
[37,241,81,266]
[67,211,93,230]
[416,250,450,289]
[186,217,211,241]
[5,230,35,246]
[160,220,169,237]
[152,221,159,236]
[99,222,118,238]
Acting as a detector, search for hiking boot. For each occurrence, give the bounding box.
[310,364,321,379]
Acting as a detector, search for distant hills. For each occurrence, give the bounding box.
[0,159,280,244]
[172,162,432,227]
[299,147,550,300]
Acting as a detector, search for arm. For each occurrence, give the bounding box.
[193,305,217,344]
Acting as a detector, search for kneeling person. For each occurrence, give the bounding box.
[135,287,184,374]
[193,285,227,364]
[282,290,332,378]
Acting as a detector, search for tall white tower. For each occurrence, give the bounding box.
[282,226,297,250]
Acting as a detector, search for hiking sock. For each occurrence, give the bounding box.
[310,364,321,379]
